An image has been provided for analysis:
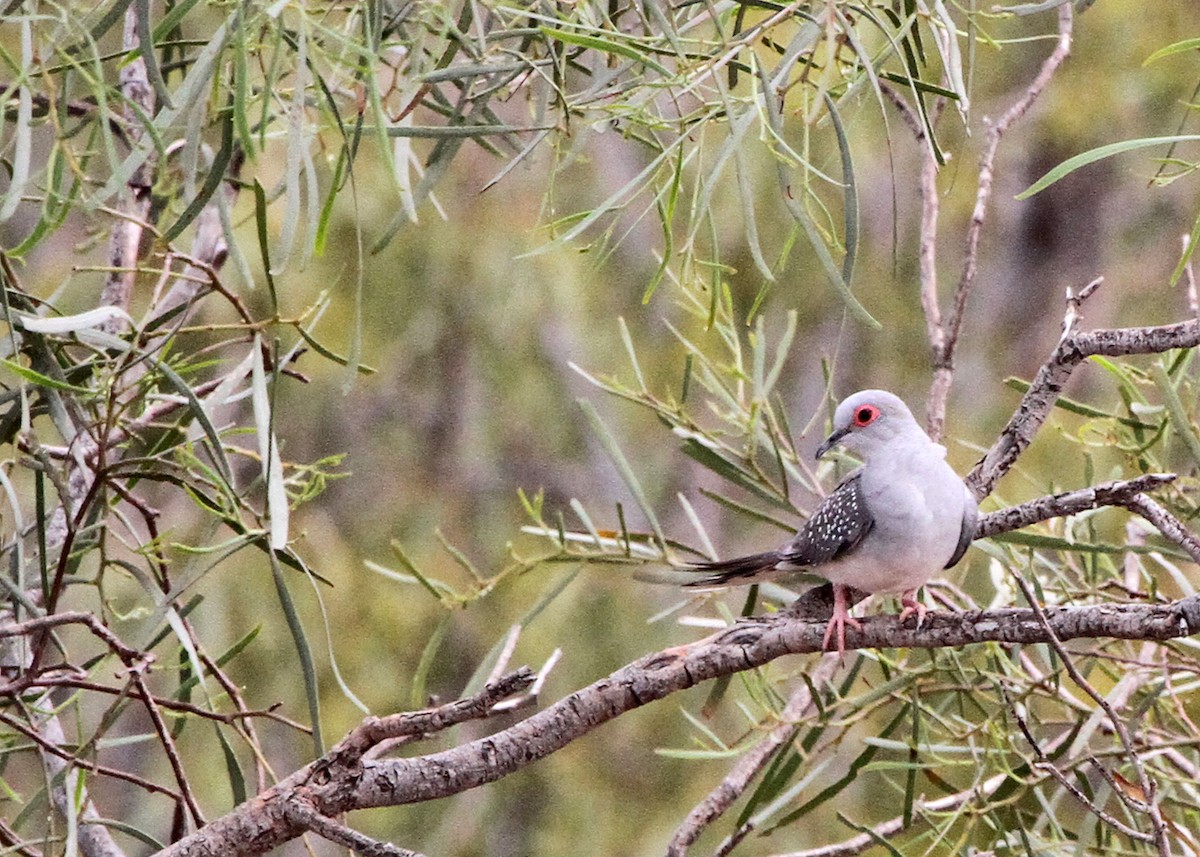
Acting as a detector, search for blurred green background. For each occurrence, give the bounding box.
[5,0,1200,853]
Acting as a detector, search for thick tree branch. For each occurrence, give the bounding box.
[158,584,1200,857]
[154,468,1199,857]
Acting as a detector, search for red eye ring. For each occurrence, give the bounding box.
[853,405,880,427]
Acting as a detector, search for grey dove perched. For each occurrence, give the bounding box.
[685,390,978,656]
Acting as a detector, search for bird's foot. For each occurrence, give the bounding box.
[898,590,927,628]
[822,585,863,660]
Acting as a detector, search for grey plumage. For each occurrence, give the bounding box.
[682,389,978,655]
[685,473,875,586]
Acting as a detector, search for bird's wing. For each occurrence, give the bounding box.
[780,471,875,567]
[943,485,978,569]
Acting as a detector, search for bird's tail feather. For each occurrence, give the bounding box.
[682,551,783,587]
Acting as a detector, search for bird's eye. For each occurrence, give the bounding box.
[853,405,880,427]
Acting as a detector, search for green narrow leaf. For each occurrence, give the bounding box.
[578,399,667,550]
[682,441,790,511]
[1019,136,1200,199]
[134,0,174,109]
[1151,361,1200,468]
[81,818,164,851]
[1169,206,1200,286]
[411,612,452,709]
[252,179,278,310]
[151,357,235,488]
[214,723,246,806]
[0,358,94,395]
[764,705,907,832]
[269,550,323,754]
[463,565,580,694]
[388,539,456,604]
[161,100,233,242]
[538,26,670,75]
[1144,38,1200,65]
[756,62,878,328]
[824,93,858,284]
[295,323,377,374]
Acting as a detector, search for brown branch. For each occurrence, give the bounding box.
[1118,494,1200,564]
[1012,574,1171,855]
[946,3,1073,359]
[921,4,1073,438]
[0,611,144,666]
[0,673,306,732]
[967,316,1200,500]
[0,709,184,801]
[129,670,207,829]
[284,800,426,857]
[156,587,1200,857]
[98,4,156,333]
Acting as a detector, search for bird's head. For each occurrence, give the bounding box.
[816,390,924,460]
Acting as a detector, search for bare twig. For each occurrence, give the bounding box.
[1120,493,1200,564]
[666,654,841,856]
[0,610,143,666]
[0,708,184,801]
[284,800,426,857]
[767,772,1012,857]
[330,667,535,762]
[1006,690,1155,843]
[921,4,1073,438]
[0,673,306,732]
[129,670,206,829]
[1012,574,1171,855]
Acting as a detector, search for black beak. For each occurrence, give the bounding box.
[815,427,849,460]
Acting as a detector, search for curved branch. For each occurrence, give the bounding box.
[158,586,1200,857]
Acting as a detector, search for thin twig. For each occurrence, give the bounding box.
[767,771,1011,857]
[923,4,1073,437]
[666,654,841,856]
[0,611,143,666]
[0,673,306,732]
[1005,689,1155,843]
[284,800,427,857]
[0,709,184,801]
[1011,574,1171,856]
[946,3,1073,360]
[129,669,206,828]
[1120,493,1200,564]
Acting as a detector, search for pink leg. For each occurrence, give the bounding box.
[821,584,863,658]
[898,589,927,627]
